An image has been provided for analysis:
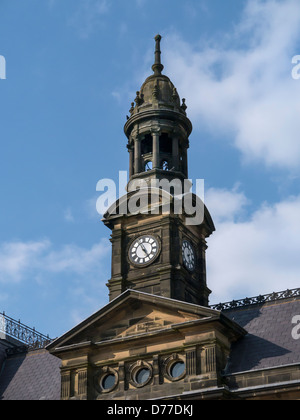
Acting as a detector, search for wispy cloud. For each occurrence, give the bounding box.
[164,0,300,171]
[206,188,300,303]
[63,208,75,223]
[0,238,110,284]
[0,240,50,284]
[68,0,110,39]
[0,238,111,334]
[205,184,250,224]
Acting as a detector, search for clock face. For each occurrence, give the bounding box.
[182,240,195,272]
[129,235,160,266]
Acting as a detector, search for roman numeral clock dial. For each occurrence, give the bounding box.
[182,240,195,272]
[129,235,160,267]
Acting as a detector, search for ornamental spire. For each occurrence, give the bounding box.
[152,34,164,75]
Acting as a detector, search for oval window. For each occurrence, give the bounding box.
[170,361,185,379]
[102,374,116,390]
[135,368,151,385]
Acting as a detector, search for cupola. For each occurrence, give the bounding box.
[124,35,192,188]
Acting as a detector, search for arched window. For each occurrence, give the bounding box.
[145,160,153,171]
[161,160,169,171]
[141,134,152,155]
[159,133,172,154]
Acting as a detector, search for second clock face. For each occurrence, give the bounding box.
[182,240,195,272]
[129,235,160,266]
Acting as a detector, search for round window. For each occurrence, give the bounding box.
[135,368,151,385]
[101,374,116,391]
[170,361,185,380]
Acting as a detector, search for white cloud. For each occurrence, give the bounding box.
[0,238,110,284]
[205,185,250,223]
[84,195,100,219]
[43,241,109,275]
[68,0,110,39]
[0,238,111,333]
[0,240,50,283]
[64,208,75,223]
[207,190,300,304]
[164,0,300,170]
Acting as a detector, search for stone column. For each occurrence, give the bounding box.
[118,362,126,391]
[152,128,160,169]
[153,355,160,385]
[204,345,216,374]
[78,368,88,399]
[127,144,134,177]
[134,136,141,174]
[61,371,71,400]
[186,348,197,376]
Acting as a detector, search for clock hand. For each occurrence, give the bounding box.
[141,243,149,256]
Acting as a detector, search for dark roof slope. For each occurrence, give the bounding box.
[0,348,61,400]
[0,346,6,375]
[224,297,300,374]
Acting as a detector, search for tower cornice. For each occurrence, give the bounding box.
[124,108,192,139]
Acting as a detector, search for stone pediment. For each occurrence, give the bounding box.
[47,290,224,352]
[47,290,246,401]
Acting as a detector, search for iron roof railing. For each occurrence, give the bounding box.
[210,288,300,311]
[0,311,51,349]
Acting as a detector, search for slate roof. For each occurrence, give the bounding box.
[224,297,300,374]
[0,348,61,400]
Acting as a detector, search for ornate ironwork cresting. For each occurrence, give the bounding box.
[0,312,51,349]
[210,288,300,311]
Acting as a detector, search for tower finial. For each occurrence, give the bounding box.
[152,34,164,75]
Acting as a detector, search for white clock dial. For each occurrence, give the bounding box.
[182,240,195,272]
[129,235,160,266]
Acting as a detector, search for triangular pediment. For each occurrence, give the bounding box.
[47,290,221,351]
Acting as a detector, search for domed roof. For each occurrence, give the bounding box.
[127,35,187,119]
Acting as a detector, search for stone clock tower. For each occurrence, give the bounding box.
[47,36,245,401]
[103,35,215,307]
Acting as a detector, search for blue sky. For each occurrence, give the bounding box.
[1,0,300,339]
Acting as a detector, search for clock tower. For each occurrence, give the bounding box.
[47,36,247,402]
[103,35,215,307]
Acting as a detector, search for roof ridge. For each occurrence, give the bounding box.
[210,287,300,311]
